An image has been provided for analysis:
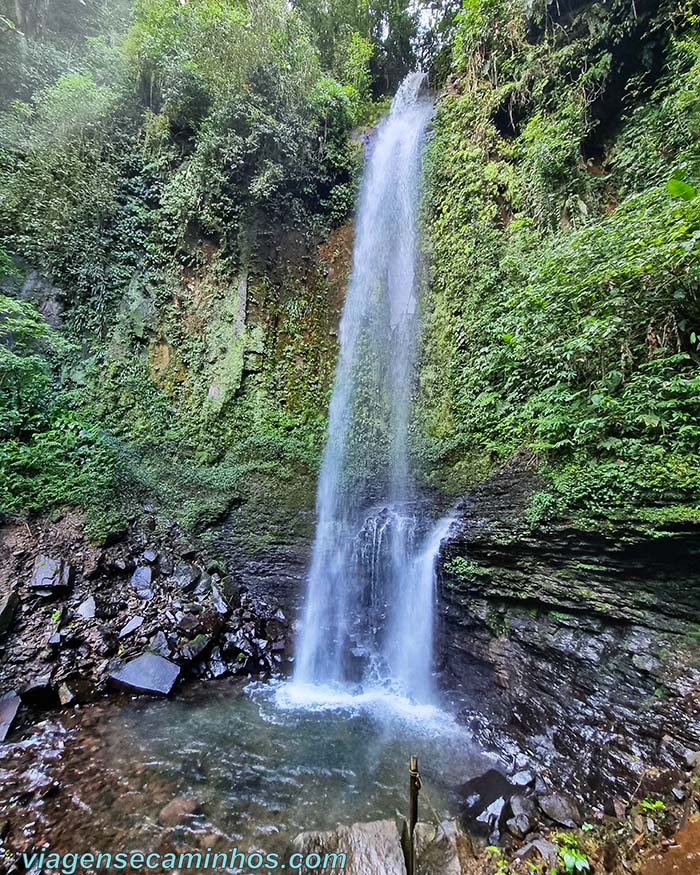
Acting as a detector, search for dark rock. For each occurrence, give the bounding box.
[537,792,582,828]
[516,838,556,865]
[180,634,211,662]
[209,583,229,616]
[193,572,212,598]
[30,556,73,591]
[47,632,61,647]
[181,545,197,559]
[108,558,129,574]
[108,653,180,696]
[510,794,537,820]
[209,647,227,678]
[461,768,514,823]
[416,820,474,875]
[265,618,286,641]
[223,630,255,658]
[118,616,144,639]
[20,674,56,707]
[0,591,19,636]
[0,691,20,741]
[148,630,171,658]
[172,563,200,591]
[439,462,700,804]
[506,814,532,839]
[75,596,96,620]
[177,614,200,636]
[218,576,240,608]
[475,796,506,840]
[159,557,174,575]
[130,566,153,600]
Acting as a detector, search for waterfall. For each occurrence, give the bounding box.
[294,73,452,703]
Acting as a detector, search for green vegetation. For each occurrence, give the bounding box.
[0,0,401,532]
[1,0,698,538]
[554,833,591,873]
[639,796,665,814]
[421,0,700,525]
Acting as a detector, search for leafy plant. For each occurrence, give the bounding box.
[554,833,591,873]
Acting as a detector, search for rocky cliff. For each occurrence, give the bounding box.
[438,463,700,806]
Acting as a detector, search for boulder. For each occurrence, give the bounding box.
[510,794,537,820]
[510,770,535,788]
[130,566,153,600]
[142,549,158,565]
[76,596,96,620]
[0,591,18,636]
[218,576,240,608]
[537,792,582,828]
[416,820,478,875]
[293,820,405,875]
[172,563,200,591]
[30,556,73,592]
[118,615,144,639]
[475,797,506,841]
[0,691,20,742]
[506,814,532,839]
[108,653,180,696]
[461,768,514,836]
[159,557,174,575]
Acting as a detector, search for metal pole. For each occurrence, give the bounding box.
[408,755,421,875]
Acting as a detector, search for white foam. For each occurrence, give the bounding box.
[248,679,468,743]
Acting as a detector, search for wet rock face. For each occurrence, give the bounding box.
[437,465,700,806]
[0,591,18,636]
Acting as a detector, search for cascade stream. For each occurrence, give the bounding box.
[294,73,453,702]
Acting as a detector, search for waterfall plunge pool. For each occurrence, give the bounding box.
[1,677,495,860]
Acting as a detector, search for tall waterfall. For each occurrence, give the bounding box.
[294,74,452,703]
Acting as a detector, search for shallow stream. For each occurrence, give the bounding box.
[2,678,491,861]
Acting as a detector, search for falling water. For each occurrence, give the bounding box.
[294,73,452,702]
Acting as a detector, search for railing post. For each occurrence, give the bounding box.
[407,755,421,875]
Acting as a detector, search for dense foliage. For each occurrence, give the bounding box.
[1,0,698,536]
[0,0,386,534]
[421,0,700,524]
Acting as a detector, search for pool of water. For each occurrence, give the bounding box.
[2,678,493,859]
